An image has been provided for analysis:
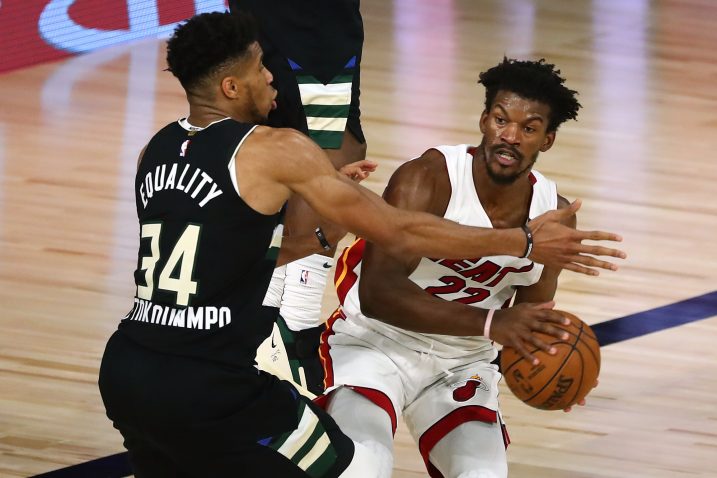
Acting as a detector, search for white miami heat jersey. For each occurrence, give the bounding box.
[334,144,558,359]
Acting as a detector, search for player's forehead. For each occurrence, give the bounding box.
[227,41,262,75]
[490,89,551,119]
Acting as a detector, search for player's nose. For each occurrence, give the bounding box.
[500,122,520,145]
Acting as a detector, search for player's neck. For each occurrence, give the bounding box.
[186,105,230,128]
[186,99,254,127]
[472,152,532,227]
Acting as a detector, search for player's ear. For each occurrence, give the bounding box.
[540,131,556,152]
[221,76,241,99]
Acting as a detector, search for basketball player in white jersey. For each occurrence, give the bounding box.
[321,58,593,478]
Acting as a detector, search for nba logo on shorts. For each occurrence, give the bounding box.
[300,270,309,284]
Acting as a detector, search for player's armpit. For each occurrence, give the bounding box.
[513,266,560,304]
[514,193,571,303]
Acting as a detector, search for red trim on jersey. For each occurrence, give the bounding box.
[318,308,345,389]
[426,461,443,478]
[334,238,366,305]
[313,393,330,410]
[529,171,537,185]
[417,406,498,478]
[501,420,511,447]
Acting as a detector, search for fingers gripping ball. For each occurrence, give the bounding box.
[500,311,600,410]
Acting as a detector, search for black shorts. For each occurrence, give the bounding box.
[99,331,354,477]
[260,35,365,147]
[229,0,365,147]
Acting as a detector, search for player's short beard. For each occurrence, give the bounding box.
[483,144,538,185]
[247,90,269,124]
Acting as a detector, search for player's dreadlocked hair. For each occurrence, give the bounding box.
[479,57,581,132]
[166,11,257,91]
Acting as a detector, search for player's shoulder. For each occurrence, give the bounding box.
[391,147,451,184]
[413,145,470,165]
[250,125,310,146]
[383,147,453,213]
[243,126,319,162]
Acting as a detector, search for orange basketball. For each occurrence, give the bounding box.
[500,310,601,411]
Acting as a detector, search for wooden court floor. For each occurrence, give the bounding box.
[1,0,716,476]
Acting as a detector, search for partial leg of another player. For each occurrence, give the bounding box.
[428,420,508,478]
[327,387,395,478]
[260,128,367,395]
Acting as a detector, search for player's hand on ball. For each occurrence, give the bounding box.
[500,310,600,410]
[489,301,569,365]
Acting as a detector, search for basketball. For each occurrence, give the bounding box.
[500,310,601,411]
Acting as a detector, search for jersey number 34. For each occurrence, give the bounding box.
[136,223,200,306]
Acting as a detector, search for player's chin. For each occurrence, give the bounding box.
[487,166,520,185]
[261,100,276,120]
[254,110,271,125]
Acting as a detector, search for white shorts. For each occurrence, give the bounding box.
[319,309,509,472]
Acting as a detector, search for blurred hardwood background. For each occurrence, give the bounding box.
[0,0,716,477]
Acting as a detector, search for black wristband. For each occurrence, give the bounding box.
[521,224,533,258]
[315,227,331,251]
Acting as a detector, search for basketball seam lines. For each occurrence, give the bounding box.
[522,321,584,404]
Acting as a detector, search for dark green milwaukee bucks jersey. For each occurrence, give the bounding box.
[118,118,284,366]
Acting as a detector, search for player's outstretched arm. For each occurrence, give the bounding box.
[237,128,625,271]
[274,159,377,266]
[242,128,525,260]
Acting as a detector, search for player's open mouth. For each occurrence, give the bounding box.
[495,149,519,166]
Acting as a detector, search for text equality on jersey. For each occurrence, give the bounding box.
[140,162,223,209]
[126,298,232,330]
